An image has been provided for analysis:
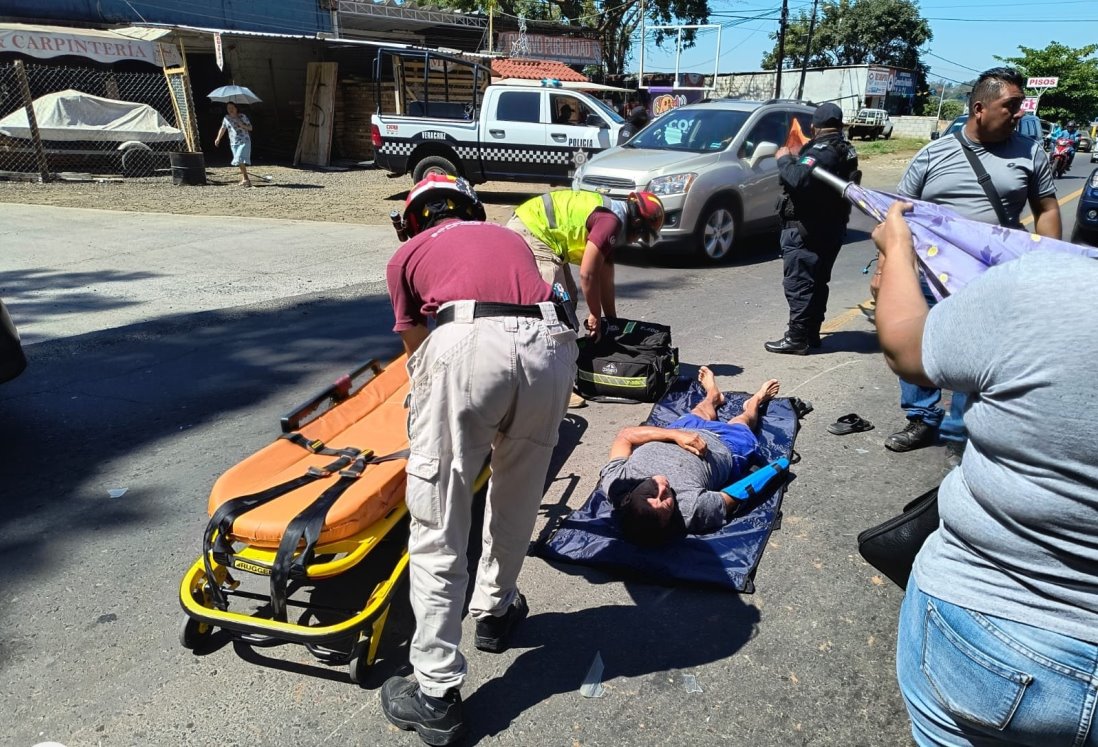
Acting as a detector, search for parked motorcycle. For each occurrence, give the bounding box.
[1050,136,1075,179]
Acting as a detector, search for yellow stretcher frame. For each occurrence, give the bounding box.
[179,458,491,683]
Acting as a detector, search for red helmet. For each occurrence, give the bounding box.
[627,191,665,244]
[401,173,486,238]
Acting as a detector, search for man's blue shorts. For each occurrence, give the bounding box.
[668,414,759,459]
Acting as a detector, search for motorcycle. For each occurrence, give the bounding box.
[1050,136,1075,179]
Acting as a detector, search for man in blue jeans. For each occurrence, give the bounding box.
[885,66,1059,463]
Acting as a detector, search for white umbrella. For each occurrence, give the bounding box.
[207,85,262,104]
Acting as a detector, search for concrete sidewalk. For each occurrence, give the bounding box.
[0,203,397,343]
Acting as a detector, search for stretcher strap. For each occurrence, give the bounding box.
[268,448,410,621]
[280,431,360,458]
[202,453,356,610]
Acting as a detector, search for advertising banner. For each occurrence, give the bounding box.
[0,26,182,67]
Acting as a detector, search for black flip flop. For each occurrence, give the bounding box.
[827,413,874,435]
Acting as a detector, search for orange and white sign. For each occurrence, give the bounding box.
[1020,96,1039,113]
[0,25,182,67]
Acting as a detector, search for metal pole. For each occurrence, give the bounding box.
[487,0,494,54]
[774,0,789,98]
[638,0,646,90]
[13,60,49,182]
[934,79,946,122]
[795,0,819,100]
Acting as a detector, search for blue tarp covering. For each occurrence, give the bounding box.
[539,376,800,591]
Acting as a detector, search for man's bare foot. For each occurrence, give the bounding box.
[698,366,726,408]
[745,378,781,410]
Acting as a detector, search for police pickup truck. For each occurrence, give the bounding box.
[371,49,626,185]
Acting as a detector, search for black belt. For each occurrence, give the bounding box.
[436,302,571,328]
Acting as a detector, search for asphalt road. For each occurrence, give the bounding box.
[0,160,1089,747]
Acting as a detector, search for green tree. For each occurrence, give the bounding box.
[761,0,932,111]
[437,0,710,77]
[996,43,1098,125]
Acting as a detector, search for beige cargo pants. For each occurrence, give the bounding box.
[404,301,577,696]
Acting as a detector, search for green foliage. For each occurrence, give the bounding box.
[996,43,1098,125]
[434,0,710,76]
[761,0,931,71]
[926,99,965,121]
[855,137,926,157]
[760,0,931,111]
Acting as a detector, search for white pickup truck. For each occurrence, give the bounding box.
[371,48,626,185]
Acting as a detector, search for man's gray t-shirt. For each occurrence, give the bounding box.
[599,430,736,534]
[914,251,1098,644]
[898,130,1055,225]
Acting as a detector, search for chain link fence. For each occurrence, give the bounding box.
[0,60,185,181]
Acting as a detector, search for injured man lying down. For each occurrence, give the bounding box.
[600,367,781,547]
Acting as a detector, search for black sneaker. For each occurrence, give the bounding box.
[764,335,809,355]
[380,675,466,746]
[885,420,938,452]
[474,593,529,653]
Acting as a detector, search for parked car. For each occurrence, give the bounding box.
[573,98,816,262]
[847,108,893,140]
[1071,167,1098,246]
[0,89,185,177]
[933,113,1043,143]
[0,297,26,384]
[370,47,624,185]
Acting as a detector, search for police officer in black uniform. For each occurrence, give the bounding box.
[765,102,859,355]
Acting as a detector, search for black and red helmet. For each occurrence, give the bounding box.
[626,191,665,244]
[401,174,486,238]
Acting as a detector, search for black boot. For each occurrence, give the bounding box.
[380,675,466,746]
[474,593,529,653]
[885,419,938,452]
[765,334,809,355]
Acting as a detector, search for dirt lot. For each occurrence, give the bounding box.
[0,150,915,226]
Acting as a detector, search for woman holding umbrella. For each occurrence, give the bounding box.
[214,101,253,187]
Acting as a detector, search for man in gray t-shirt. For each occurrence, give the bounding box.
[598,369,780,546]
[884,67,1061,458]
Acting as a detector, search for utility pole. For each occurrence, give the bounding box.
[639,0,646,92]
[487,0,494,53]
[795,0,819,100]
[774,0,789,98]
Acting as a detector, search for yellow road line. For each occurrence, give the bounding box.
[823,186,1086,334]
[1022,185,1084,226]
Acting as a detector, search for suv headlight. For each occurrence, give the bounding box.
[647,173,697,196]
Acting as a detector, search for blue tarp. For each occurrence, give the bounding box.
[539,376,800,591]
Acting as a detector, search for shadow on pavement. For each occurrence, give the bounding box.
[1,267,162,332]
[0,290,401,596]
[466,581,760,740]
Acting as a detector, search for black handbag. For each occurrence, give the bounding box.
[574,317,679,404]
[857,486,940,589]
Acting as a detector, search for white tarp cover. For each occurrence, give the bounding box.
[0,90,183,143]
[0,22,182,66]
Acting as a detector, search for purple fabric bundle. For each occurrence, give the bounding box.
[844,183,1098,300]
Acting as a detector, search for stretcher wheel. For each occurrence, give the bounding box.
[348,637,371,684]
[180,615,214,650]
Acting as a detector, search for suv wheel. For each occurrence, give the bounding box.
[412,155,460,182]
[696,201,737,262]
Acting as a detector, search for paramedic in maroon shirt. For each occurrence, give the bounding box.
[379,175,578,746]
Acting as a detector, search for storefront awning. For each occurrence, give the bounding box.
[0,22,182,66]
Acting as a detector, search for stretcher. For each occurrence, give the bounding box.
[178,356,454,682]
[540,376,803,591]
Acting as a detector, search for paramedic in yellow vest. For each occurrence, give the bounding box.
[507,190,665,339]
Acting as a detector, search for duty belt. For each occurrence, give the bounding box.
[435,301,574,329]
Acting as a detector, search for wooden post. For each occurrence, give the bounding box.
[13,60,49,183]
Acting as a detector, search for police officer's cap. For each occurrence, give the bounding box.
[812,102,844,129]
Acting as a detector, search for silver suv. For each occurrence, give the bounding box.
[572,99,815,262]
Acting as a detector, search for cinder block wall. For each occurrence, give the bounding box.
[890,116,940,140]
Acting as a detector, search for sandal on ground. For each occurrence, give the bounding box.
[827,413,874,435]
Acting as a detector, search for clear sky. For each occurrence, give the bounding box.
[633,0,1098,87]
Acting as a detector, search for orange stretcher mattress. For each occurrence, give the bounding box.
[207,358,410,549]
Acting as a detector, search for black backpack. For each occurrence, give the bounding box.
[574,317,679,403]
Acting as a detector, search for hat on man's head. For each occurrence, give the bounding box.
[606,476,657,508]
[812,102,844,129]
